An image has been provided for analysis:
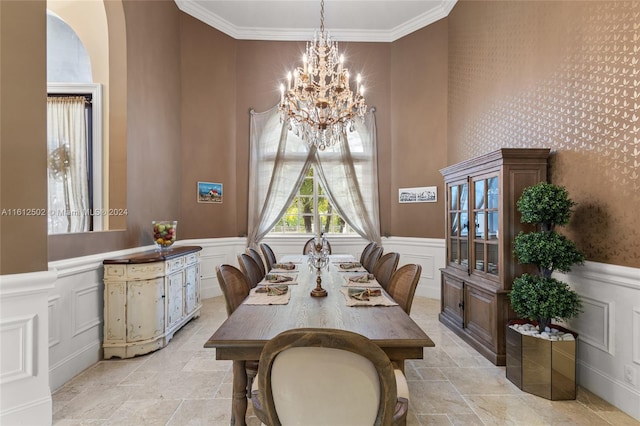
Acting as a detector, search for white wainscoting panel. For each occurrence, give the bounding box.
[72,284,102,337]
[48,295,61,348]
[380,236,446,299]
[560,261,640,421]
[634,307,640,365]
[179,238,247,299]
[0,314,36,383]
[571,295,612,355]
[0,269,56,425]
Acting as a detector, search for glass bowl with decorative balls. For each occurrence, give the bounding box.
[152,220,177,251]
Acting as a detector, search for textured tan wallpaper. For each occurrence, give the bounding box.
[448,1,640,268]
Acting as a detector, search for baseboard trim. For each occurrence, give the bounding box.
[577,360,640,421]
[49,340,102,391]
[0,395,52,425]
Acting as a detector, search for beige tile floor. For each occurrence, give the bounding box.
[52,297,639,425]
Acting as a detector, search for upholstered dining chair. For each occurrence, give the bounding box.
[259,243,277,272]
[246,247,266,277]
[386,264,422,315]
[373,252,400,291]
[237,253,264,289]
[364,245,384,273]
[302,237,332,255]
[251,328,409,426]
[215,264,259,398]
[359,241,377,265]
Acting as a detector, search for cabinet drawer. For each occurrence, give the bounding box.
[127,263,164,280]
[166,256,185,274]
[104,265,126,280]
[184,252,199,266]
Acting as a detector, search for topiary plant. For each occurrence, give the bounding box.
[510,182,585,333]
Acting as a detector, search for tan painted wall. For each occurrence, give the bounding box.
[179,13,238,239]
[122,0,182,246]
[448,1,640,268]
[0,0,48,274]
[390,21,448,238]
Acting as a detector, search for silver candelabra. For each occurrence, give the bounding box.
[308,235,330,297]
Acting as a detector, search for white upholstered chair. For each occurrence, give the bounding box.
[251,328,409,426]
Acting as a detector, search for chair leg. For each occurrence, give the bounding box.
[246,367,257,399]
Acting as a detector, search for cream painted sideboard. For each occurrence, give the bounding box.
[102,246,202,359]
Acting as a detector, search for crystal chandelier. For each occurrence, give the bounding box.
[279,0,367,151]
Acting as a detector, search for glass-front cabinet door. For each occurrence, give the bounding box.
[447,181,469,271]
[471,174,499,278]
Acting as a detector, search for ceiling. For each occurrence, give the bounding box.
[174,0,457,42]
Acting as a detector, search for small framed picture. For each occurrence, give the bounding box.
[399,186,437,203]
[197,181,223,203]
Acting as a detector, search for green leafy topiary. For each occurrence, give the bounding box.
[516,182,575,228]
[510,274,582,332]
[514,231,585,277]
[509,182,584,333]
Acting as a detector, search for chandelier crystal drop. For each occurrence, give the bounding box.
[279,0,367,151]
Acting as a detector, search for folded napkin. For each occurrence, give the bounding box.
[264,274,294,283]
[348,287,382,301]
[348,273,375,283]
[340,288,398,307]
[255,284,289,296]
[339,262,362,270]
[272,262,296,270]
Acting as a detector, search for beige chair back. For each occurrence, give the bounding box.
[237,253,264,289]
[359,241,377,265]
[252,328,402,426]
[216,264,251,316]
[302,237,332,255]
[387,264,421,315]
[260,243,277,271]
[246,247,266,277]
[364,246,383,273]
[373,252,400,290]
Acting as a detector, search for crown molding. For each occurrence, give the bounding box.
[175,0,457,43]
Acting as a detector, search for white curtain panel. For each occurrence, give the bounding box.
[247,105,381,246]
[47,96,89,233]
[314,111,381,244]
[247,105,313,246]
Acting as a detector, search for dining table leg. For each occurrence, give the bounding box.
[231,360,248,426]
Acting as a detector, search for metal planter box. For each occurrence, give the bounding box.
[506,320,577,400]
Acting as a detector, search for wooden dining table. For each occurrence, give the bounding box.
[204,254,435,425]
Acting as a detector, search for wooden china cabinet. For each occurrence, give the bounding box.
[439,148,549,365]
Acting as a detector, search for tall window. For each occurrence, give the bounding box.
[271,167,352,234]
[47,11,104,233]
[247,106,380,246]
[47,94,95,233]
